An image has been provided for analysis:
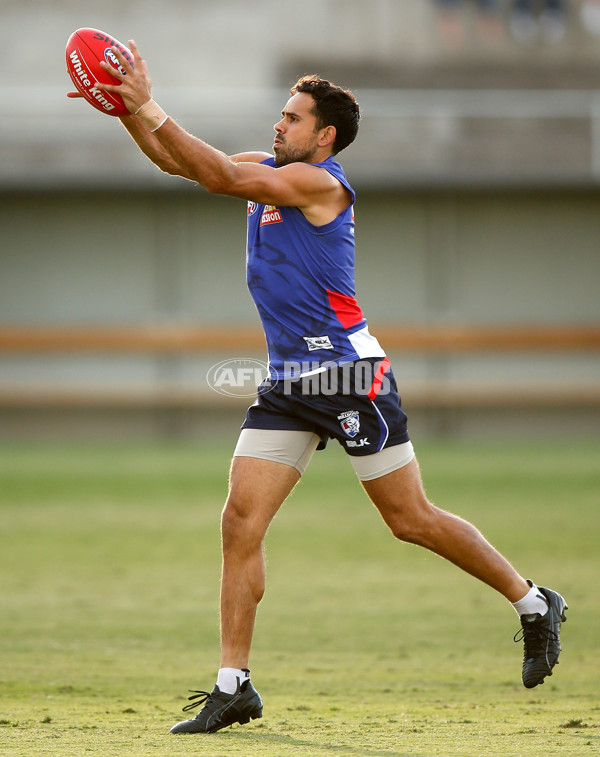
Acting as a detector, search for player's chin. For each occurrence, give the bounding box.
[274,149,295,168]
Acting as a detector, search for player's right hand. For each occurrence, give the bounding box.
[67,91,83,98]
[96,40,153,115]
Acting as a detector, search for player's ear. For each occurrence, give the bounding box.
[318,125,336,149]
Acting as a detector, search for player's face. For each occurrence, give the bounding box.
[273,92,321,167]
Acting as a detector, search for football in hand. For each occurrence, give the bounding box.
[66,28,133,116]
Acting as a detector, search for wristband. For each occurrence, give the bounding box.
[135,99,169,132]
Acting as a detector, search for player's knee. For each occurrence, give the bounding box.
[221,498,246,545]
[386,497,435,545]
[221,495,262,551]
[389,518,421,544]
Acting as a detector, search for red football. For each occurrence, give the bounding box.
[66,28,133,117]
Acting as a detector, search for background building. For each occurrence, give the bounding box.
[1,0,599,440]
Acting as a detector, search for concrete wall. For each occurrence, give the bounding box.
[1,186,598,439]
[3,188,598,327]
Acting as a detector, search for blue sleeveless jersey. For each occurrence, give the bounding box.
[246,156,385,380]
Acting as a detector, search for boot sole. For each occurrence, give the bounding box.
[237,709,263,725]
[207,708,263,733]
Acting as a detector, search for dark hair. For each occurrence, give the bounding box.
[290,75,360,155]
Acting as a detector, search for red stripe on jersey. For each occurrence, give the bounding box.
[326,289,364,330]
[367,357,391,401]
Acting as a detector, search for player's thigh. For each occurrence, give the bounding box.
[224,430,319,537]
[360,455,431,534]
[233,427,319,477]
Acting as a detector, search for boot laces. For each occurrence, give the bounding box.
[514,618,557,658]
[182,689,213,713]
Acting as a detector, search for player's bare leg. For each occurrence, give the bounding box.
[220,455,301,668]
[361,456,529,601]
[171,455,298,734]
[361,453,567,688]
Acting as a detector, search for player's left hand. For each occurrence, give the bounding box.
[96,39,153,115]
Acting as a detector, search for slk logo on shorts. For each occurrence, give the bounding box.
[338,410,360,438]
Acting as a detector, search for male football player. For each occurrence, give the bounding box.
[69,40,567,734]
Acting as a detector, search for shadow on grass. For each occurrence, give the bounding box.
[218,729,415,756]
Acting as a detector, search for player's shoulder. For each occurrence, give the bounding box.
[280,160,341,185]
[230,151,273,164]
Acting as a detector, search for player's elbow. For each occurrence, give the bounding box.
[202,175,234,195]
[146,153,181,177]
[201,161,245,196]
[159,162,180,176]
[153,158,194,182]
[203,179,226,195]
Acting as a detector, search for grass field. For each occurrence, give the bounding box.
[0,439,598,756]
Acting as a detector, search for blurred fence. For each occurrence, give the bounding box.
[1,323,598,440]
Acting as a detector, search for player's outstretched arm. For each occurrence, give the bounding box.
[66,63,193,179]
[96,42,345,216]
[95,41,197,179]
[90,41,268,180]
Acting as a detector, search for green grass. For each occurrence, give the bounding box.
[0,439,598,756]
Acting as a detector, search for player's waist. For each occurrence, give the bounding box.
[265,325,386,380]
[263,355,393,387]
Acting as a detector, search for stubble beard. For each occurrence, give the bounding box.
[274,140,319,167]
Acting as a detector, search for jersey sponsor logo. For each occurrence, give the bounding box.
[338,410,361,438]
[303,335,333,352]
[247,201,258,216]
[260,205,283,225]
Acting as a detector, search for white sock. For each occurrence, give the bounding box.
[216,667,250,695]
[512,582,549,618]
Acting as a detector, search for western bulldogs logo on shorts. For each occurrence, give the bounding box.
[338,410,360,438]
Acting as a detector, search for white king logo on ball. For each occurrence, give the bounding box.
[338,410,360,438]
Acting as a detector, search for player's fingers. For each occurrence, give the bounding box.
[99,58,126,83]
[129,39,142,64]
[66,91,83,98]
[93,79,119,94]
[126,40,146,75]
[110,45,134,73]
